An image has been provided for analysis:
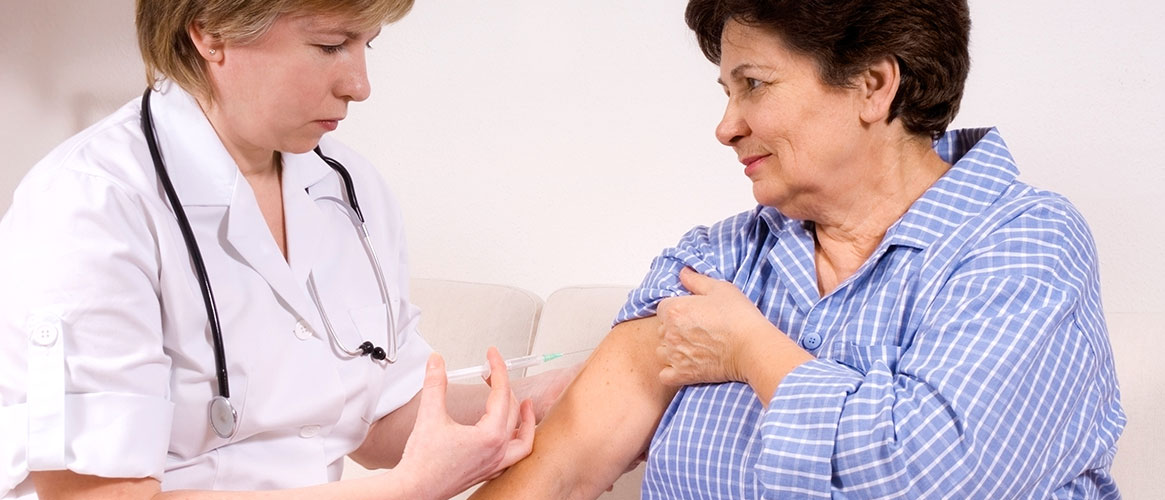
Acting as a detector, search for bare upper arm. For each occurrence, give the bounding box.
[471,316,676,499]
[30,470,160,500]
[349,390,422,470]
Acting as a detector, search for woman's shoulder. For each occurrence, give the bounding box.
[946,179,1100,296]
[688,205,790,245]
[991,180,1095,246]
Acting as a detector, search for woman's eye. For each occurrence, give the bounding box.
[745,78,763,90]
[319,44,344,54]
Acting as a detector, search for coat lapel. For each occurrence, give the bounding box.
[224,169,323,334]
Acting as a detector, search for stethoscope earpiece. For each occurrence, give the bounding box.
[358,341,387,360]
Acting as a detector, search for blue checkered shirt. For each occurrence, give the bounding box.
[616,128,1125,498]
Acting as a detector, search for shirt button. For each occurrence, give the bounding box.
[30,324,60,347]
[299,425,321,438]
[293,321,313,340]
[801,332,822,350]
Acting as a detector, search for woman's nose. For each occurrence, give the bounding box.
[715,103,749,146]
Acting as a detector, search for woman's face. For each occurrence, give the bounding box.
[715,20,869,218]
[203,13,380,158]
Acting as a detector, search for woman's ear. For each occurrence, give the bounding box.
[187,21,224,62]
[857,56,900,124]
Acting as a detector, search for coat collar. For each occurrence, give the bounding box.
[147,82,345,333]
[148,82,334,207]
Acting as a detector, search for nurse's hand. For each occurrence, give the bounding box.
[397,348,535,500]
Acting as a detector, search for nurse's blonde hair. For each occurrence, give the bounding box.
[136,0,412,99]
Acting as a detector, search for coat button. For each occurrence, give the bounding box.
[293,321,313,340]
[299,425,321,438]
[30,323,60,347]
[801,332,822,350]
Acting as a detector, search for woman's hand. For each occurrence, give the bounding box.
[655,268,776,386]
[395,348,535,500]
[656,268,812,401]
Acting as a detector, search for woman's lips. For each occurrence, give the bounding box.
[741,154,770,177]
[316,119,340,131]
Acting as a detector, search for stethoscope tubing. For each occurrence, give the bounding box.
[139,87,396,439]
[141,88,232,399]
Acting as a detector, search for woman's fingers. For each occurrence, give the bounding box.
[678,266,720,295]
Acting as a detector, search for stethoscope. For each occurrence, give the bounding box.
[140,88,397,440]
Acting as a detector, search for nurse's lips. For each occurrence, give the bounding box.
[740,154,770,177]
[316,119,342,131]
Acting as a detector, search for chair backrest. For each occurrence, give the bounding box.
[411,277,543,368]
[526,284,633,374]
[526,284,644,499]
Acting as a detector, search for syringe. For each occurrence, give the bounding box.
[446,349,590,382]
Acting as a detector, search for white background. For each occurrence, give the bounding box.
[2,0,1162,488]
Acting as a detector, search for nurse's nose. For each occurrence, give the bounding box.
[338,48,371,102]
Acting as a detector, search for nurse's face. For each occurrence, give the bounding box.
[197,13,379,161]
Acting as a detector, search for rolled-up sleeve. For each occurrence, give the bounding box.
[0,168,175,490]
[616,211,757,324]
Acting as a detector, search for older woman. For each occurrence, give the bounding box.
[472,0,1125,498]
[0,1,564,499]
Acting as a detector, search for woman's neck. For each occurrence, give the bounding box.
[813,137,949,295]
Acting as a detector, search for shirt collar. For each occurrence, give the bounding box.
[882,127,1019,250]
[147,82,335,206]
[757,127,1020,251]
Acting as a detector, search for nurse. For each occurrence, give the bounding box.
[0,1,560,499]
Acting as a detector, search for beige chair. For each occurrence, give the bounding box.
[408,277,543,365]
[526,285,642,499]
[340,277,544,492]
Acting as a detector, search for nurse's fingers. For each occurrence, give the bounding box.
[481,347,522,431]
[415,353,450,423]
[499,399,536,470]
[480,347,513,426]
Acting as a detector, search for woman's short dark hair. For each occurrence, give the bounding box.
[686,0,971,139]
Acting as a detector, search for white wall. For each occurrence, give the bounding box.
[2,0,1162,489]
[4,1,1162,303]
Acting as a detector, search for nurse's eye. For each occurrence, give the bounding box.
[318,44,345,54]
[745,78,764,91]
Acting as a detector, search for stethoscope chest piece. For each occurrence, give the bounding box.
[209,396,238,439]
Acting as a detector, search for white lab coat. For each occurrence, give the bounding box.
[0,83,432,498]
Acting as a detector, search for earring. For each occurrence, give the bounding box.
[209,48,216,55]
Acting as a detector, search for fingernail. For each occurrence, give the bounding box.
[481,365,492,382]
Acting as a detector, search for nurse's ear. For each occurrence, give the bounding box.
[187,22,224,63]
